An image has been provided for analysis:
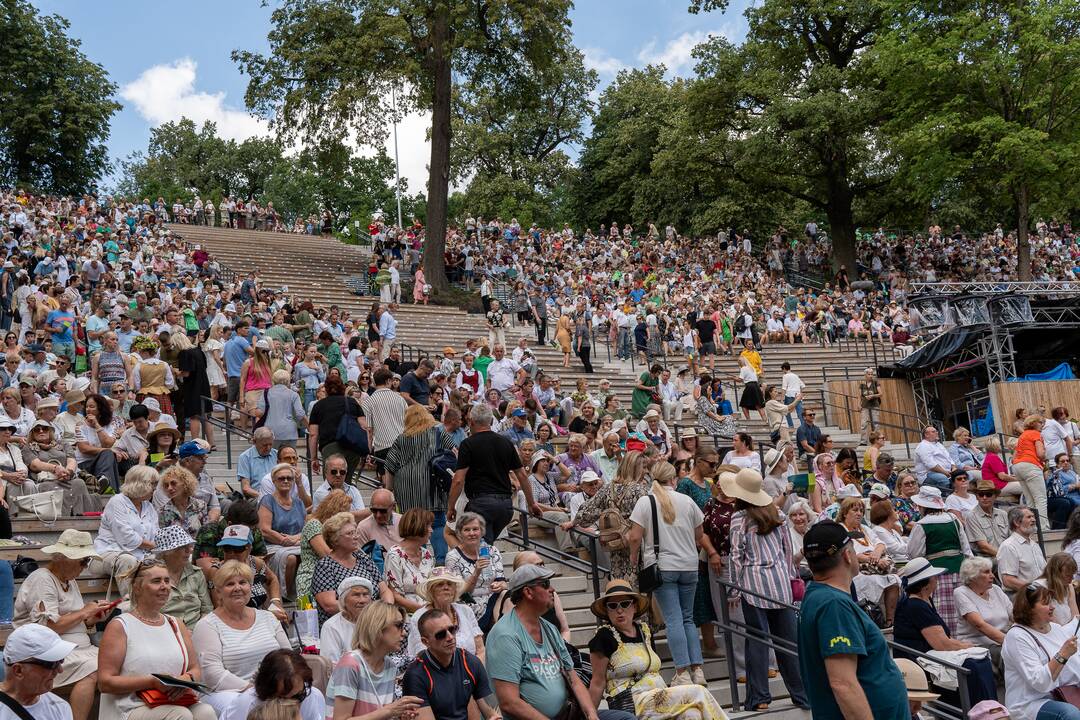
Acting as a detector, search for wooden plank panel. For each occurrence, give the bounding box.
[824,378,920,444]
[989,380,1080,435]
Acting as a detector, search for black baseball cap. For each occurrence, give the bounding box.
[802,521,851,560]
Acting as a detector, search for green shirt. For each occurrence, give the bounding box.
[162,563,213,630]
[486,610,572,719]
[797,582,908,720]
[631,371,657,417]
[266,325,294,346]
[474,355,494,380]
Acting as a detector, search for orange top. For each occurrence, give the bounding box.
[1014,429,1044,466]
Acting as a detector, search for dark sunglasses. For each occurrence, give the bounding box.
[433,624,460,641]
[371,507,390,514]
[976,491,997,498]
[328,469,347,476]
[605,599,635,611]
[529,580,551,590]
[21,658,63,671]
[291,680,312,702]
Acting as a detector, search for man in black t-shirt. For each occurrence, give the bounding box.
[695,310,719,374]
[448,404,539,543]
[307,380,368,483]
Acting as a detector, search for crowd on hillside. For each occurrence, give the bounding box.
[111,195,335,236]
[4,188,1080,720]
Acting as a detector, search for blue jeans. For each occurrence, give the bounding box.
[0,560,13,622]
[617,328,632,359]
[741,601,809,708]
[431,511,448,564]
[654,570,703,669]
[923,472,952,492]
[784,395,804,428]
[1038,701,1080,720]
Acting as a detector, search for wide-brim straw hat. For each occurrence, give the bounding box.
[148,422,182,445]
[590,578,650,618]
[42,529,100,560]
[719,468,773,507]
[418,568,468,603]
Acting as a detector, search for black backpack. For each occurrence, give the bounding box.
[429,427,457,498]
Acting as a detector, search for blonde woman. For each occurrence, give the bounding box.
[574,450,651,587]
[239,340,274,419]
[97,558,216,720]
[627,461,720,687]
[325,602,421,720]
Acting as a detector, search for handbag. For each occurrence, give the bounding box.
[136,617,199,708]
[791,576,806,602]
[14,488,64,523]
[334,398,370,455]
[637,495,663,594]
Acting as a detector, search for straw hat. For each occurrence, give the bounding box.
[418,567,468,603]
[718,468,773,507]
[41,529,100,561]
[894,658,940,703]
[148,422,182,446]
[589,578,650,618]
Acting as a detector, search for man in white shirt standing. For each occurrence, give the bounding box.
[780,362,805,429]
[486,345,520,394]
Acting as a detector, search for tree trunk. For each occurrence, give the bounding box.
[423,5,452,294]
[1015,183,1031,282]
[825,195,858,278]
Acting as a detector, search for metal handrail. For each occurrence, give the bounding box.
[713,576,973,718]
[505,507,610,599]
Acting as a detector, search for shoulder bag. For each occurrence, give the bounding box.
[136,617,199,708]
[544,620,587,720]
[334,397,369,455]
[1016,622,1080,708]
[637,495,663,593]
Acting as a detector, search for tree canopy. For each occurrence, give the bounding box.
[0,0,120,194]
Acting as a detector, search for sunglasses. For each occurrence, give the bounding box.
[605,599,635,611]
[291,680,312,702]
[21,658,63,671]
[976,491,997,498]
[433,625,460,641]
[131,557,166,582]
[529,580,551,590]
[371,507,390,514]
[328,469,347,476]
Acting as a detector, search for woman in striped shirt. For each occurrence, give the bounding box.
[724,468,810,712]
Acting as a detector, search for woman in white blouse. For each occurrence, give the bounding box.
[869,499,909,563]
[192,560,291,715]
[0,416,31,509]
[92,466,159,592]
[1035,553,1080,626]
[1002,584,1080,720]
[955,557,1012,682]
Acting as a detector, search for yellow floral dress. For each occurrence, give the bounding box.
[590,622,728,720]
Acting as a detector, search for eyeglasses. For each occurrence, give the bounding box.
[433,625,460,641]
[131,557,166,583]
[371,507,390,514]
[605,599,635,611]
[21,658,63,671]
[291,680,312,702]
[529,580,551,590]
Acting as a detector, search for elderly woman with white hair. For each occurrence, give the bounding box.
[954,555,1012,681]
[258,369,308,451]
[320,576,374,665]
[93,465,160,588]
[786,499,816,577]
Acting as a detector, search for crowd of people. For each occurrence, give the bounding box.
[5,188,1080,720]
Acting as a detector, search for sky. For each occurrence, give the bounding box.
[32,0,751,194]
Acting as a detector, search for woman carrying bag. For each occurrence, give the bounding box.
[627,461,719,688]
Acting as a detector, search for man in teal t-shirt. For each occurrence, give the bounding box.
[798,521,909,720]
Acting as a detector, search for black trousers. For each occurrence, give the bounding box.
[465,495,514,544]
[577,346,593,373]
[535,317,547,344]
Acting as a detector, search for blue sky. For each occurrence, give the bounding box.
[32,0,750,193]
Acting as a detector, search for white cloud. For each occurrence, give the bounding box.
[121,58,434,194]
[637,24,743,76]
[583,47,627,77]
[120,58,269,141]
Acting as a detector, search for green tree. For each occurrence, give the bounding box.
[450,47,596,227]
[877,0,1080,280]
[570,66,685,230]
[233,0,574,293]
[0,0,121,193]
[689,0,893,271]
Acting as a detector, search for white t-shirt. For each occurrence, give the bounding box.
[1043,419,1071,461]
[630,490,704,572]
[320,610,356,666]
[0,693,72,720]
[954,584,1012,645]
[781,371,805,397]
[944,492,977,515]
[220,686,326,720]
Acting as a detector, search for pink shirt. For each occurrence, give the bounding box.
[982,452,1009,488]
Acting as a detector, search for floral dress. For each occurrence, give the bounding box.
[157,496,209,536]
[892,496,922,534]
[677,476,716,626]
[295,518,324,599]
[384,544,435,606]
[588,622,727,719]
[576,480,651,589]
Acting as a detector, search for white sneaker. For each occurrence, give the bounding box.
[692,667,708,687]
[670,669,694,687]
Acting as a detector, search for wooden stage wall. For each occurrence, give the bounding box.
[989,380,1080,434]
[824,378,921,444]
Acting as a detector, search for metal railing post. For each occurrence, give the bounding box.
[717,579,741,713]
[844,392,852,434]
[520,513,531,550]
[589,536,601,597]
[224,404,233,469]
[820,387,829,426]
